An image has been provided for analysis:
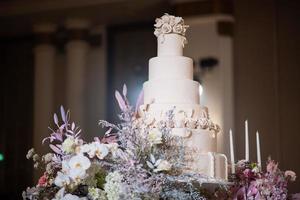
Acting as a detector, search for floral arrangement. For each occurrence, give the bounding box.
[231,159,297,200]
[23,85,297,200]
[154,13,189,45]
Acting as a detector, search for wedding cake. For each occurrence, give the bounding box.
[139,14,228,180]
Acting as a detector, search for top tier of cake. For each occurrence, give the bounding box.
[144,14,200,106]
[157,34,185,56]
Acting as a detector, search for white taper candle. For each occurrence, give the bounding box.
[229,129,235,173]
[245,120,249,161]
[256,131,261,169]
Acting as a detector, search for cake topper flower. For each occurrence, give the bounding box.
[154,13,189,46]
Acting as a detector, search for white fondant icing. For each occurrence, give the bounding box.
[183,129,217,153]
[149,56,193,80]
[157,34,184,56]
[185,152,227,180]
[215,154,228,180]
[143,79,200,104]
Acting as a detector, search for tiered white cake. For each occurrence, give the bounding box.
[139,14,227,180]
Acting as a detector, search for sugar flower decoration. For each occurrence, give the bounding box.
[154,13,189,45]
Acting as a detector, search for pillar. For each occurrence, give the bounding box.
[65,19,90,129]
[33,24,57,154]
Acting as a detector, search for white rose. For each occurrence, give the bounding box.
[174,16,183,25]
[154,18,163,28]
[148,128,162,144]
[173,24,183,34]
[161,14,170,23]
[154,29,161,37]
[169,16,176,26]
[161,24,172,34]
[154,160,171,172]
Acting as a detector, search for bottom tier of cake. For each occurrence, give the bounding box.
[185,152,228,180]
[171,128,228,180]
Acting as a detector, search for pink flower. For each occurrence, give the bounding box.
[266,160,278,173]
[243,169,252,178]
[247,181,260,197]
[37,174,48,187]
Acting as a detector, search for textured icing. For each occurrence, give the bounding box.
[138,106,220,133]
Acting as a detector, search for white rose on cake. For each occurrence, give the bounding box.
[154,18,163,28]
[173,24,183,34]
[154,28,161,37]
[161,24,172,34]
[161,14,170,23]
[174,16,183,25]
[169,15,176,26]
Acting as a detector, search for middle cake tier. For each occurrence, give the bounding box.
[143,79,200,104]
[149,56,193,80]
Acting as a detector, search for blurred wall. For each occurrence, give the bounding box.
[234,0,300,192]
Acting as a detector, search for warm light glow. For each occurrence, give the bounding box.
[199,84,203,96]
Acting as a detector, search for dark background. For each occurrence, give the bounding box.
[0,0,299,199]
